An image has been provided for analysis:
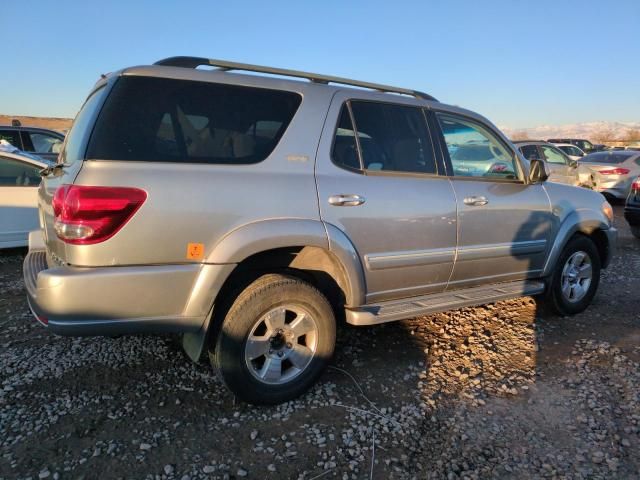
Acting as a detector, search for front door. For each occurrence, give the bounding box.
[433,112,555,289]
[0,155,41,247]
[539,143,578,185]
[316,94,458,304]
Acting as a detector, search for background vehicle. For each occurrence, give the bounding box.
[579,150,640,200]
[552,142,586,161]
[0,124,64,162]
[514,140,583,185]
[0,149,49,248]
[624,177,640,239]
[547,138,596,153]
[23,56,616,404]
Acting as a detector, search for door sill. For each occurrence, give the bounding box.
[345,279,545,326]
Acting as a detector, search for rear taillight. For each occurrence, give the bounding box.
[599,168,630,175]
[53,185,147,244]
[632,177,640,192]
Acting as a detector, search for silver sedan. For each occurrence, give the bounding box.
[579,150,640,200]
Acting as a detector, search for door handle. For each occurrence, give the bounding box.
[328,194,366,206]
[463,196,489,206]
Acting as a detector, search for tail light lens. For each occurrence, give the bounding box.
[599,168,630,175]
[53,185,147,244]
[632,177,640,192]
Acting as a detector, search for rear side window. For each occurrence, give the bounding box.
[0,156,41,186]
[519,145,540,160]
[0,130,22,149]
[87,76,302,164]
[345,101,437,174]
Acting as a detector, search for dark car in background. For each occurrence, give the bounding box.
[548,138,597,153]
[624,176,640,239]
[0,124,64,162]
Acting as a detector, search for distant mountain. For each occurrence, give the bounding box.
[501,121,640,143]
[0,115,73,132]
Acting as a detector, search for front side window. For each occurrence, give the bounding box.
[28,132,63,154]
[540,145,569,165]
[519,145,540,161]
[437,113,518,180]
[0,156,41,186]
[347,101,437,174]
[87,76,302,164]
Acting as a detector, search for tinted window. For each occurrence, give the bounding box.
[581,152,629,164]
[519,145,540,161]
[540,145,569,165]
[87,77,302,164]
[0,156,41,186]
[437,113,517,179]
[0,130,22,149]
[61,86,108,165]
[349,101,436,174]
[332,106,360,170]
[558,145,583,157]
[29,132,63,154]
[576,140,594,151]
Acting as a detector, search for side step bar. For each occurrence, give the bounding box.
[345,280,546,326]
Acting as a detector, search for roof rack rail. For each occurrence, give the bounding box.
[154,56,437,102]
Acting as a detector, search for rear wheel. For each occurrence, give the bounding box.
[545,235,600,315]
[211,274,336,405]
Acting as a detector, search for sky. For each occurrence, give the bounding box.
[2,0,639,129]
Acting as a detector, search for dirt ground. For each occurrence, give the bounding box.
[1,206,638,480]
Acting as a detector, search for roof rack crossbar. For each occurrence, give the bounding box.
[154,56,437,102]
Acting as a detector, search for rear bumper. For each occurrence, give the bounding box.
[23,240,235,336]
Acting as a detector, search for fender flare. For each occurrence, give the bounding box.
[182,219,366,362]
[542,210,611,277]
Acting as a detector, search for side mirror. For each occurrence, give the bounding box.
[529,158,549,183]
[569,159,578,168]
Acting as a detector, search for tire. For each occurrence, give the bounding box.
[211,273,336,405]
[631,226,640,240]
[545,235,601,315]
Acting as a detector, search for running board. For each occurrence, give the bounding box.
[345,280,545,326]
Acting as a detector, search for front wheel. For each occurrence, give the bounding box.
[211,274,336,405]
[545,235,601,315]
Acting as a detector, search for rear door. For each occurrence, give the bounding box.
[0,155,42,247]
[432,111,554,289]
[316,93,457,304]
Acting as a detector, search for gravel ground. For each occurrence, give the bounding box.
[1,206,638,480]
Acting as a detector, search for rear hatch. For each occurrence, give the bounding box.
[39,83,111,263]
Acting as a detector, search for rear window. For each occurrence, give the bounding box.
[581,152,630,164]
[86,76,302,164]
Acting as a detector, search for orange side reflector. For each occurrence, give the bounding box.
[186,243,204,260]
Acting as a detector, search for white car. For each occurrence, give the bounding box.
[0,148,49,248]
[552,143,586,162]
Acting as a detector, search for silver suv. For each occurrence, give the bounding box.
[24,56,617,404]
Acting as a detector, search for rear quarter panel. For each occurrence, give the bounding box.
[63,86,334,267]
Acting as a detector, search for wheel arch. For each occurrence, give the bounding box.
[182,219,366,362]
[542,212,613,277]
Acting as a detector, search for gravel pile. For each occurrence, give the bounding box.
[1,208,638,479]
